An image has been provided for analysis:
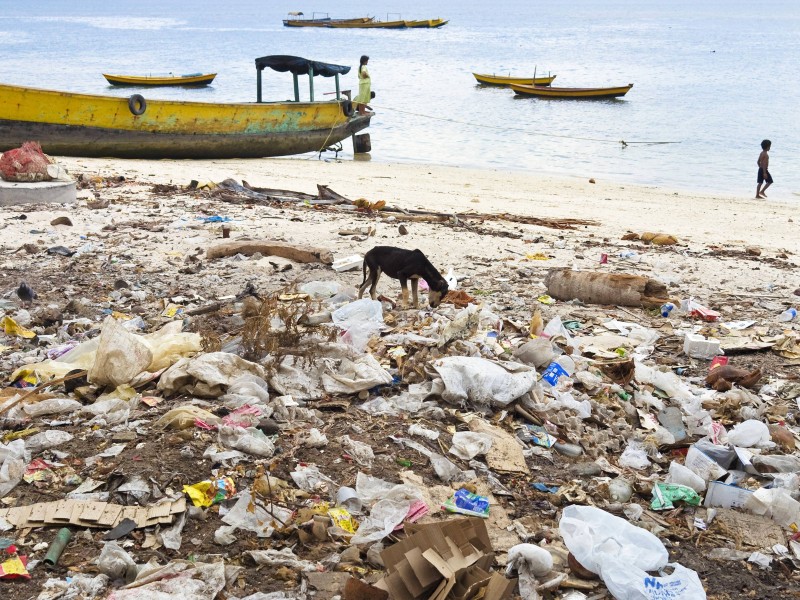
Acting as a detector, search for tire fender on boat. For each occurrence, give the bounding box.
[341,99,354,117]
[128,94,146,116]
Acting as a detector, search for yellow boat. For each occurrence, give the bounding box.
[0,56,370,159]
[103,72,217,87]
[473,72,556,87]
[510,83,634,99]
[327,19,408,29]
[404,18,449,28]
[283,13,374,27]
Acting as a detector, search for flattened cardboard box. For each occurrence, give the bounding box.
[375,518,514,600]
[0,497,185,530]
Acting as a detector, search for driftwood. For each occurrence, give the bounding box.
[545,268,669,308]
[209,180,596,231]
[206,240,334,265]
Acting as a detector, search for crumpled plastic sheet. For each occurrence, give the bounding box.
[506,543,554,600]
[220,490,293,537]
[218,426,275,458]
[221,374,270,408]
[97,541,138,582]
[321,353,394,395]
[0,439,28,498]
[350,472,424,543]
[158,352,268,398]
[339,435,374,467]
[244,547,321,571]
[449,431,493,460]
[36,573,110,600]
[290,465,337,495]
[268,355,325,401]
[106,560,226,600]
[428,356,537,408]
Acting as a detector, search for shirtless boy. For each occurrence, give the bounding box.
[756,139,772,199]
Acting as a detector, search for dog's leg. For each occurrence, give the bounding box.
[411,278,419,309]
[358,267,373,299]
[399,277,409,309]
[369,268,382,300]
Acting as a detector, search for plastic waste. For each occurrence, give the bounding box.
[339,435,375,467]
[25,430,73,454]
[88,316,153,387]
[650,483,702,510]
[155,405,222,430]
[660,302,676,317]
[429,452,464,482]
[506,543,554,599]
[666,462,706,493]
[299,280,343,299]
[304,428,328,448]
[429,356,537,409]
[18,397,81,418]
[218,426,275,458]
[408,423,439,440]
[97,541,138,582]
[778,307,797,322]
[442,488,490,518]
[183,477,236,507]
[619,441,651,470]
[0,440,26,497]
[449,431,493,460]
[683,332,722,360]
[726,419,771,448]
[608,478,634,503]
[657,407,686,442]
[602,561,707,600]
[221,374,270,408]
[553,442,583,457]
[512,337,556,368]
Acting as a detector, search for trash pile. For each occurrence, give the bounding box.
[0,171,799,600]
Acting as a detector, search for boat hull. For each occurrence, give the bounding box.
[510,83,633,99]
[0,83,370,159]
[103,73,217,87]
[283,17,373,27]
[473,73,556,86]
[404,19,448,28]
[328,20,408,29]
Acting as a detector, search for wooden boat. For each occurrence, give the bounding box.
[473,72,556,87]
[327,18,408,29]
[283,12,373,27]
[0,56,370,159]
[510,83,633,99]
[404,18,448,28]
[103,72,217,87]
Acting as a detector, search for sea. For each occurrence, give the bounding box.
[1,0,798,196]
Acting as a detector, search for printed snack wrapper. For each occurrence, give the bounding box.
[183,477,236,507]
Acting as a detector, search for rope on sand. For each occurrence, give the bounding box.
[380,105,681,146]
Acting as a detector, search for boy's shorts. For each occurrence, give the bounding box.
[758,170,773,184]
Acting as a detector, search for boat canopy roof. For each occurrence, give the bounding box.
[255,55,351,77]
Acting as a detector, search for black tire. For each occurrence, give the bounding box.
[341,99,353,117]
[128,94,146,116]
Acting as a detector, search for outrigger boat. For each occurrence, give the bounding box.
[510,83,633,99]
[283,12,373,27]
[473,72,556,87]
[0,56,370,159]
[102,72,217,87]
[403,18,448,28]
[324,15,448,29]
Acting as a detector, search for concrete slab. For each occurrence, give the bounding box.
[0,179,76,206]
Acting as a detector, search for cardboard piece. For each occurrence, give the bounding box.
[467,419,529,476]
[376,518,515,600]
[684,446,728,482]
[0,497,185,531]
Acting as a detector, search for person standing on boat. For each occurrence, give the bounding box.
[353,55,372,115]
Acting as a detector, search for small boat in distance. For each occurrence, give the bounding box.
[510,83,633,99]
[283,12,373,27]
[103,72,217,87]
[404,18,448,28]
[302,14,447,29]
[473,72,556,87]
[1,56,370,159]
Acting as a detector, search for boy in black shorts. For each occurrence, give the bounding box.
[756,139,772,199]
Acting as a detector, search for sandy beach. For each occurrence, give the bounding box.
[0,155,798,599]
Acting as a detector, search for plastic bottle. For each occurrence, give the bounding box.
[778,308,797,322]
[660,302,676,318]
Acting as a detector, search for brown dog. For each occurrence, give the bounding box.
[358,246,448,309]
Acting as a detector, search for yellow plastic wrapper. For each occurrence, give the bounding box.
[183,477,236,507]
[1,316,36,339]
[537,295,555,305]
[328,507,359,534]
[0,554,30,579]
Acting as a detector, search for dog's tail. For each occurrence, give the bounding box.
[359,258,368,287]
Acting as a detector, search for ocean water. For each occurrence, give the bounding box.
[1,0,798,196]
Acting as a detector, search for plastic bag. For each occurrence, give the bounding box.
[97,541,138,582]
[321,354,393,394]
[89,316,153,388]
[726,419,772,448]
[449,431,493,460]
[408,423,439,440]
[339,435,375,467]
[221,374,270,408]
[506,543,553,598]
[155,405,221,430]
[602,559,707,600]
[331,299,384,350]
[429,453,464,483]
[429,356,537,409]
[218,426,275,458]
[559,505,668,575]
[0,440,27,497]
[25,430,73,454]
[666,461,706,493]
[618,441,651,470]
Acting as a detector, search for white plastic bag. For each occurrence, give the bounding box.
[449,431,493,460]
[602,559,707,600]
[666,461,706,493]
[339,435,375,467]
[559,505,668,575]
[429,356,537,409]
[218,426,275,458]
[727,419,772,448]
[619,441,651,470]
[97,541,138,582]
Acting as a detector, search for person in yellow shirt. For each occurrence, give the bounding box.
[353,55,372,115]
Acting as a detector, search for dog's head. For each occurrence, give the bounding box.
[428,279,449,308]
